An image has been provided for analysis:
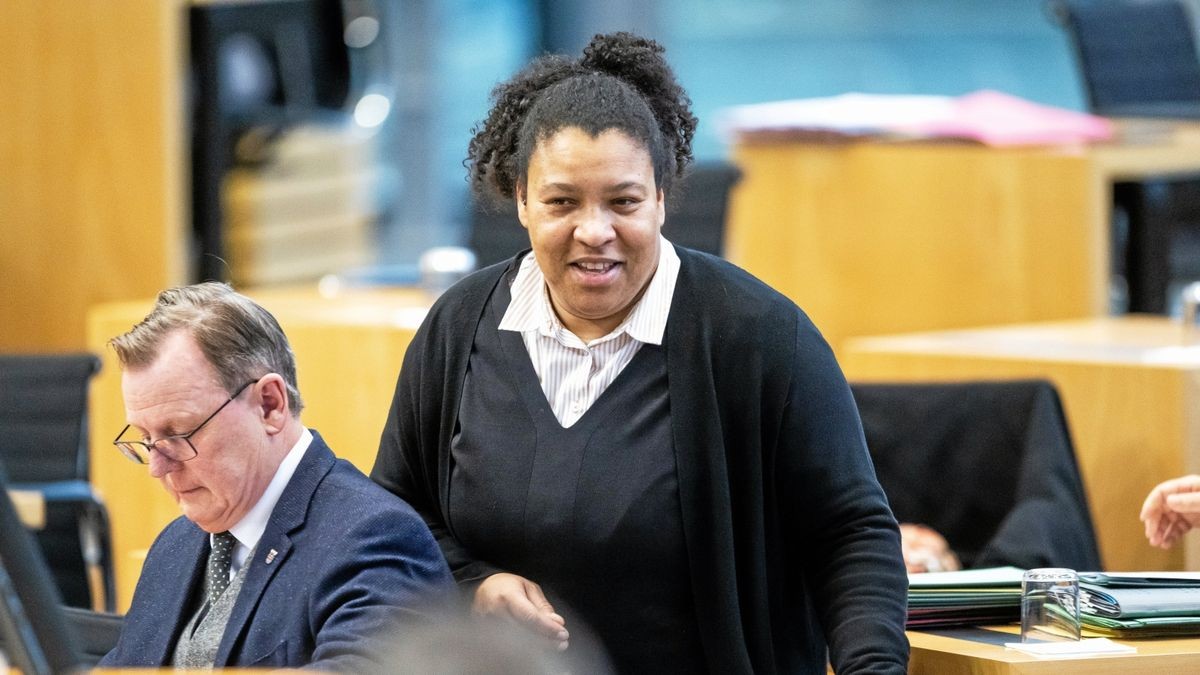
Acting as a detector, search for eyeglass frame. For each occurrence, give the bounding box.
[112,379,258,465]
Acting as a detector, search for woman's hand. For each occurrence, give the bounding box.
[899,523,961,573]
[473,573,570,651]
[1141,475,1200,549]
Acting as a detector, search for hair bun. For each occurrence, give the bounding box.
[467,31,695,203]
[580,32,695,184]
[581,32,666,76]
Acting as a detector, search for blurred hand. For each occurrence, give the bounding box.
[900,523,961,574]
[1140,475,1200,549]
[473,573,569,651]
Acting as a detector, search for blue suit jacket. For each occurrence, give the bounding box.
[101,431,452,670]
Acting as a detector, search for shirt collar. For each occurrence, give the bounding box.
[222,427,313,553]
[498,234,679,345]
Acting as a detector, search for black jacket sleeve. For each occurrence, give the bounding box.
[779,318,909,674]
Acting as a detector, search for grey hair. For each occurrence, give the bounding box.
[109,282,304,416]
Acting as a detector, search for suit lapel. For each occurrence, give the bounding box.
[144,526,208,665]
[214,432,335,666]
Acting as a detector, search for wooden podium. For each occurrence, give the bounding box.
[725,122,1200,353]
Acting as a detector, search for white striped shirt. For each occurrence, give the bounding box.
[498,236,680,428]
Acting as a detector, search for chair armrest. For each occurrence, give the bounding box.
[9,480,101,505]
[60,606,123,667]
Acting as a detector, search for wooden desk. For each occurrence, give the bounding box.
[842,316,1200,572]
[726,122,1200,352]
[909,627,1200,674]
[86,285,433,612]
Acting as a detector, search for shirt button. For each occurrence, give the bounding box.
[571,401,582,413]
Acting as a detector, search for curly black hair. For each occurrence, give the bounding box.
[466,32,697,206]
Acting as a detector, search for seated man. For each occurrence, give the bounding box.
[100,282,452,670]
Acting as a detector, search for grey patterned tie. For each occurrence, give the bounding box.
[206,531,237,604]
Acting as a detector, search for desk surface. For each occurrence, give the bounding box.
[909,626,1200,674]
[1091,119,1200,180]
[735,118,1200,180]
[849,315,1200,367]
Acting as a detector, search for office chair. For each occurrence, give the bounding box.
[662,160,742,257]
[0,354,116,612]
[60,606,123,667]
[465,160,743,268]
[1052,0,1200,313]
[1052,0,1200,117]
[466,199,525,269]
[851,380,1103,571]
[0,469,86,674]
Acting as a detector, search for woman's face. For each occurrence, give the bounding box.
[517,126,665,341]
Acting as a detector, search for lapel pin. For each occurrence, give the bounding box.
[265,549,278,564]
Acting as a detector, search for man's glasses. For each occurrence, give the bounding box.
[113,380,257,465]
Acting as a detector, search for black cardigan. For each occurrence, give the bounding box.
[372,247,908,674]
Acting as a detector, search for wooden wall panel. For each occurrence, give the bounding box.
[0,1,187,352]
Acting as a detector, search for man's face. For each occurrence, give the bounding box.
[121,330,276,533]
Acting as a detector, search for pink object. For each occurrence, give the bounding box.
[899,89,1114,146]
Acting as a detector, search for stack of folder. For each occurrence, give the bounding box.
[1079,572,1200,638]
[905,568,1200,636]
[906,567,1023,629]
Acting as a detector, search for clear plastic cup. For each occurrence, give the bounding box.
[1021,568,1081,642]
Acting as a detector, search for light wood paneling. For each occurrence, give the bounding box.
[0,1,187,352]
[726,140,1103,353]
[87,285,432,611]
[843,317,1200,572]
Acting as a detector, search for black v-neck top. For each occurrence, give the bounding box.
[373,248,910,674]
[447,277,703,673]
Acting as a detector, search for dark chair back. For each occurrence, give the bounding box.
[466,160,742,268]
[663,161,742,257]
[467,200,525,270]
[0,473,84,674]
[0,354,98,483]
[0,354,116,612]
[851,379,1103,571]
[1053,0,1200,117]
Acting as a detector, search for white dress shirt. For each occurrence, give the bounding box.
[215,427,313,579]
[498,235,680,428]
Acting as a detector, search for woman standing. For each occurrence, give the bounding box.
[372,32,908,674]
